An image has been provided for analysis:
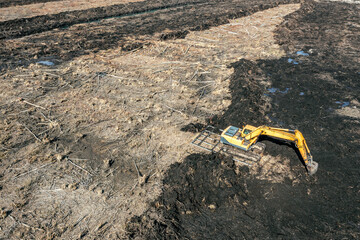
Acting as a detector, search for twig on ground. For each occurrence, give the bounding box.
[164,104,186,116]
[38,128,50,136]
[108,74,125,79]
[133,159,142,177]
[130,181,139,192]
[40,69,60,71]
[68,158,89,161]
[219,27,238,35]
[8,109,32,116]
[192,88,206,114]
[21,99,46,110]
[23,125,41,142]
[14,162,52,179]
[108,74,136,81]
[14,74,31,78]
[68,158,93,176]
[183,45,191,56]
[73,214,88,228]
[9,215,44,231]
[189,69,198,81]
[187,80,214,83]
[196,82,215,91]
[43,72,61,78]
[150,90,168,98]
[159,46,168,56]
[39,111,56,124]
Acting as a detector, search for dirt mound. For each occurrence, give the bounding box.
[125,153,311,239]
[126,154,258,239]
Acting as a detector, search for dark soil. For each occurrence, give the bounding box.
[0,0,207,39]
[125,1,360,239]
[0,0,64,8]
[0,0,299,71]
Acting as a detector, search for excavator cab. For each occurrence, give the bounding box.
[221,126,254,151]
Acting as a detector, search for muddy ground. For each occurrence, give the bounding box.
[0,0,359,239]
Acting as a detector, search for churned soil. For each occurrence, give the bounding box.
[0,0,299,70]
[125,1,360,239]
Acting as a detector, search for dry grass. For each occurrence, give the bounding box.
[0,4,301,239]
[0,0,144,22]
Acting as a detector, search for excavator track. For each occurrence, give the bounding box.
[191,125,264,166]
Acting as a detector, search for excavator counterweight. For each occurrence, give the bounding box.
[191,124,318,175]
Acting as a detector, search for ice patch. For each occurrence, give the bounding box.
[296,51,309,56]
[288,58,299,64]
[267,88,278,93]
[335,101,350,108]
[267,88,290,94]
[342,102,350,107]
[280,88,290,94]
[37,61,54,66]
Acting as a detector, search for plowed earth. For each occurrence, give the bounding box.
[0,0,299,70]
[0,0,359,239]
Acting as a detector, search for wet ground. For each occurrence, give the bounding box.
[0,0,359,239]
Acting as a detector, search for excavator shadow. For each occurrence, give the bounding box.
[257,135,306,167]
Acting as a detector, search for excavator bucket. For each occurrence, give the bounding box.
[307,161,319,175]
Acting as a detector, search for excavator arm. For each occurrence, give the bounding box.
[242,125,318,175]
[192,124,318,174]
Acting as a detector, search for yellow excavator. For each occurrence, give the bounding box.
[191,124,318,175]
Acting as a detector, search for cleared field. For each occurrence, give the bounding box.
[0,0,359,239]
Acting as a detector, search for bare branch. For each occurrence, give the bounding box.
[23,125,41,142]
[68,158,93,176]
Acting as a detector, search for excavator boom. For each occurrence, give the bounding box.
[192,124,318,175]
[220,124,318,175]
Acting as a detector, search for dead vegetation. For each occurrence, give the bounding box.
[0,0,144,22]
[0,4,301,238]
[8,2,357,239]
